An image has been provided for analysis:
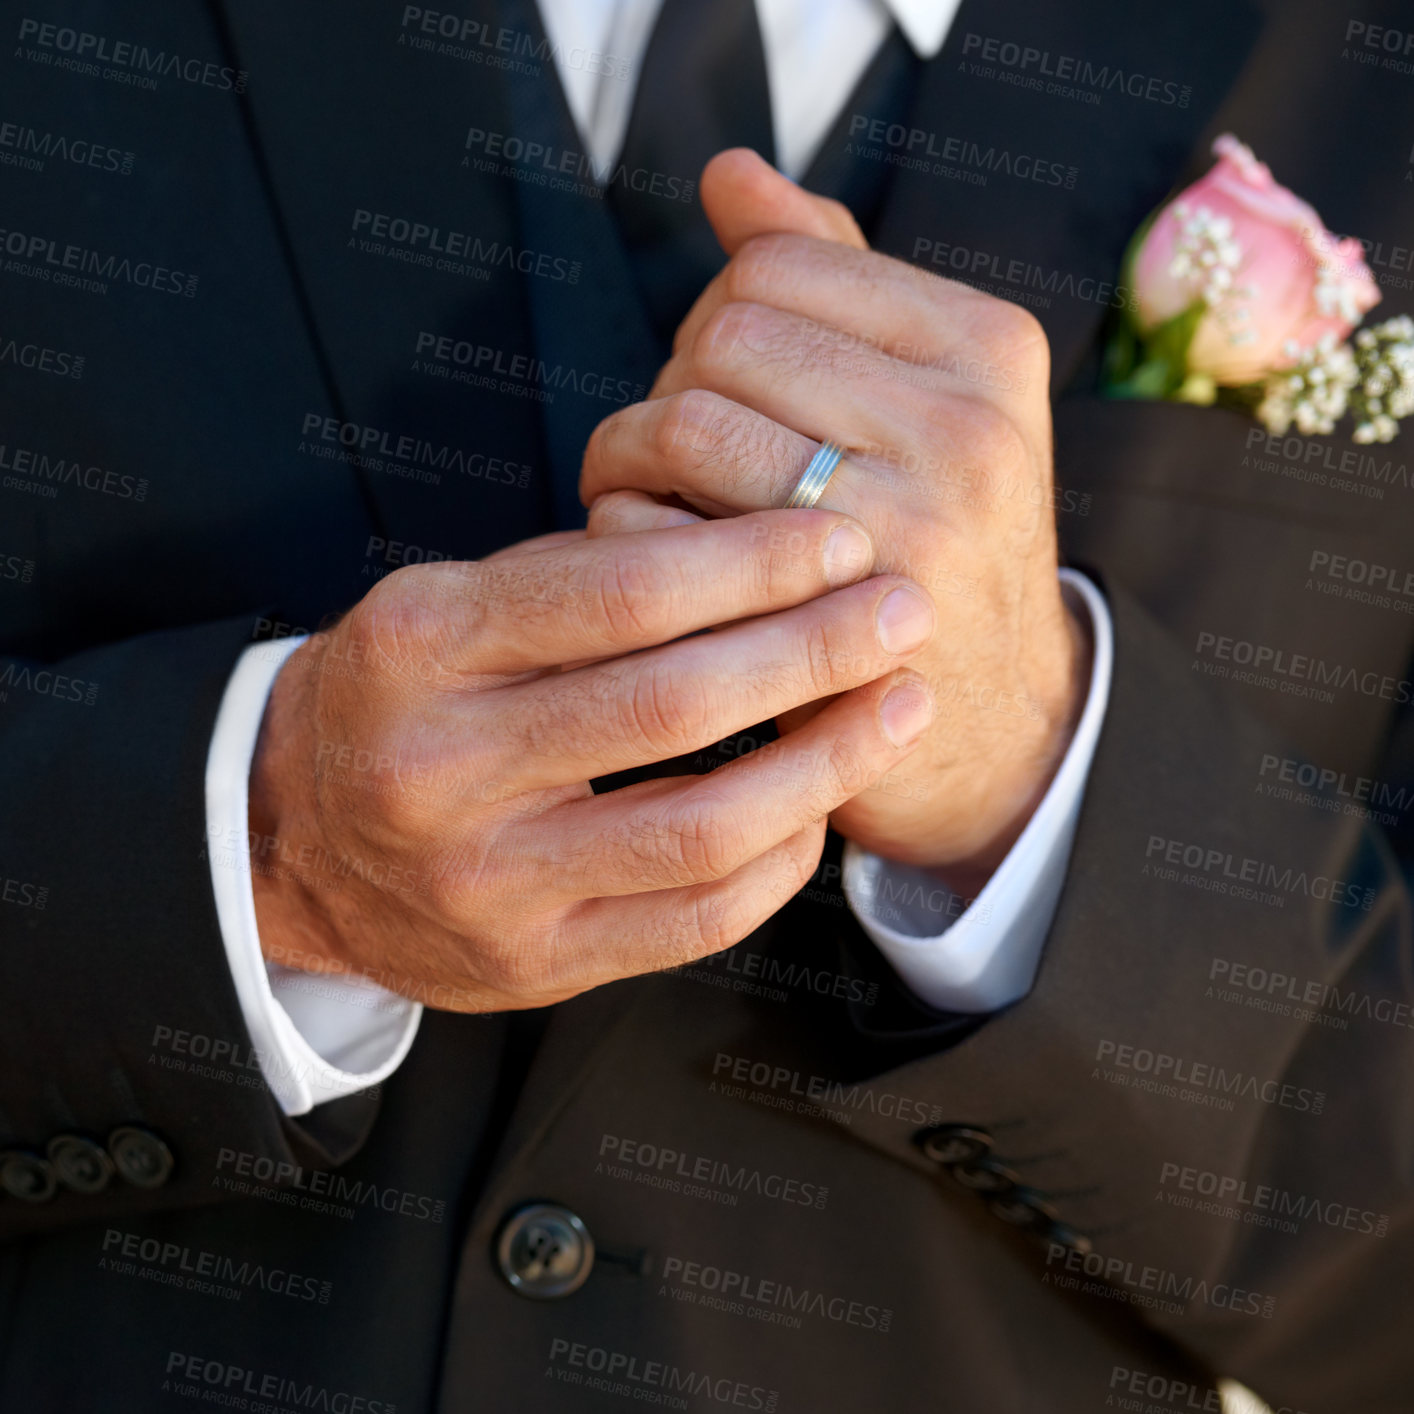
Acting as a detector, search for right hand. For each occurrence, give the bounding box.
[247,511,938,1012]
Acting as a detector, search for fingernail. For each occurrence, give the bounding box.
[880,681,934,748]
[875,586,934,654]
[822,523,873,586]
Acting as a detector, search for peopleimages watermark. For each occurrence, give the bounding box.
[463,127,696,203]
[674,927,882,1007]
[0,875,47,908]
[148,1021,382,1101]
[0,226,197,297]
[1242,425,1411,499]
[163,1352,396,1412]
[845,113,1078,189]
[15,18,248,92]
[0,551,36,583]
[299,413,532,490]
[910,236,1136,311]
[361,534,455,581]
[1342,20,1414,76]
[349,208,581,285]
[853,440,1092,516]
[710,1052,948,1129]
[958,33,1192,107]
[1094,1039,1326,1115]
[1143,834,1376,911]
[1157,1160,1389,1238]
[0,331,83,377]
[659,1254,892,1334]
[1325,228,1414,293]
[1256,751,1410,826]
[0,440,147,502]
[413,332,644,405]
[0,661,98,706]
[797,318,1031,394]
[0,119,133,175]
[101,1230,332,1305]
[546,1338,777,1412]
[399,6,629,81]
[1043,1243,1277,1320]
[207,823,430,899]
[1305,547,1414,615]
[1208,956,1414,1033]
[1107,1367,1228,1414]
[596,1134,828,1211]
[1192,630,1414,707]
[213,1148,446,1224]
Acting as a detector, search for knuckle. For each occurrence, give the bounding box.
[479,933,554,996]
[971,398,1033,475]
[725,233,794,301]
[799,613,861,694]
[345,566,450,674]
[658,798,737,883]
[821,731,871,797]
[653,387,729,466]
[584,488,640,537]
[763,829,823,908]
[670,884,749,961]
[583,407,625,476]
[585,548,663,645]
[981,300,1050,381]
[422,856,478,928]
[928,395,1029,478]
[619,660,711,756]
[690,888,746,955]
[694,300,768,371]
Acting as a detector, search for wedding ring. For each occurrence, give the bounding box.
[781,440,845,509]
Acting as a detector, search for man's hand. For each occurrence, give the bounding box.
[581,150,1092,897]
[247,514,937,1011]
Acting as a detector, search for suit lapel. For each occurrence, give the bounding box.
[493,0,664,530]
[857,0,1265,389]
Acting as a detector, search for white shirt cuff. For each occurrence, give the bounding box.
[204,636,423,1116]
[843,569,1113,1013]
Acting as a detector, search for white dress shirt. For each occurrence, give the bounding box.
[204,0,1117,1115]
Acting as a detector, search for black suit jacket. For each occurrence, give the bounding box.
[3,0,1414,1409]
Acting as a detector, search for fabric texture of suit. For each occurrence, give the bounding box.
[2,0,1412,1409]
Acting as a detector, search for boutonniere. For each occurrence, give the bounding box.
[1103,134,1413,443]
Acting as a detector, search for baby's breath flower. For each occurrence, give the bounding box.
[1167,202,1244,308]
[1256,335,1357,436]
[1349,316,1414,443]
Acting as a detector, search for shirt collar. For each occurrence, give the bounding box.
[879,0,965,58]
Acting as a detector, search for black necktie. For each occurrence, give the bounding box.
[608,0,777,348]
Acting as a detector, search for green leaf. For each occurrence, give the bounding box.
[1101,300,1207,401]
[1144,300,1206,373]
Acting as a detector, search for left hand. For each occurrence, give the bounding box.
[581,150,1091,896]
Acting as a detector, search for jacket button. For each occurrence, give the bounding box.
[48,1135,115,1194]
[107,1126,175,1188]
[987,1187,1058,1230]
[0,1150,57,1203]
[949,1158,1019,1194]
[916,1124,993,1166]
[496,1203,595,1299]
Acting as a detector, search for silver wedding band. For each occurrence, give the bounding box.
[781,440,845,509]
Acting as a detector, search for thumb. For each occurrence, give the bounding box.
[699,147,868,255]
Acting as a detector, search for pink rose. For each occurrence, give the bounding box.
[1131,135,1381,385]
